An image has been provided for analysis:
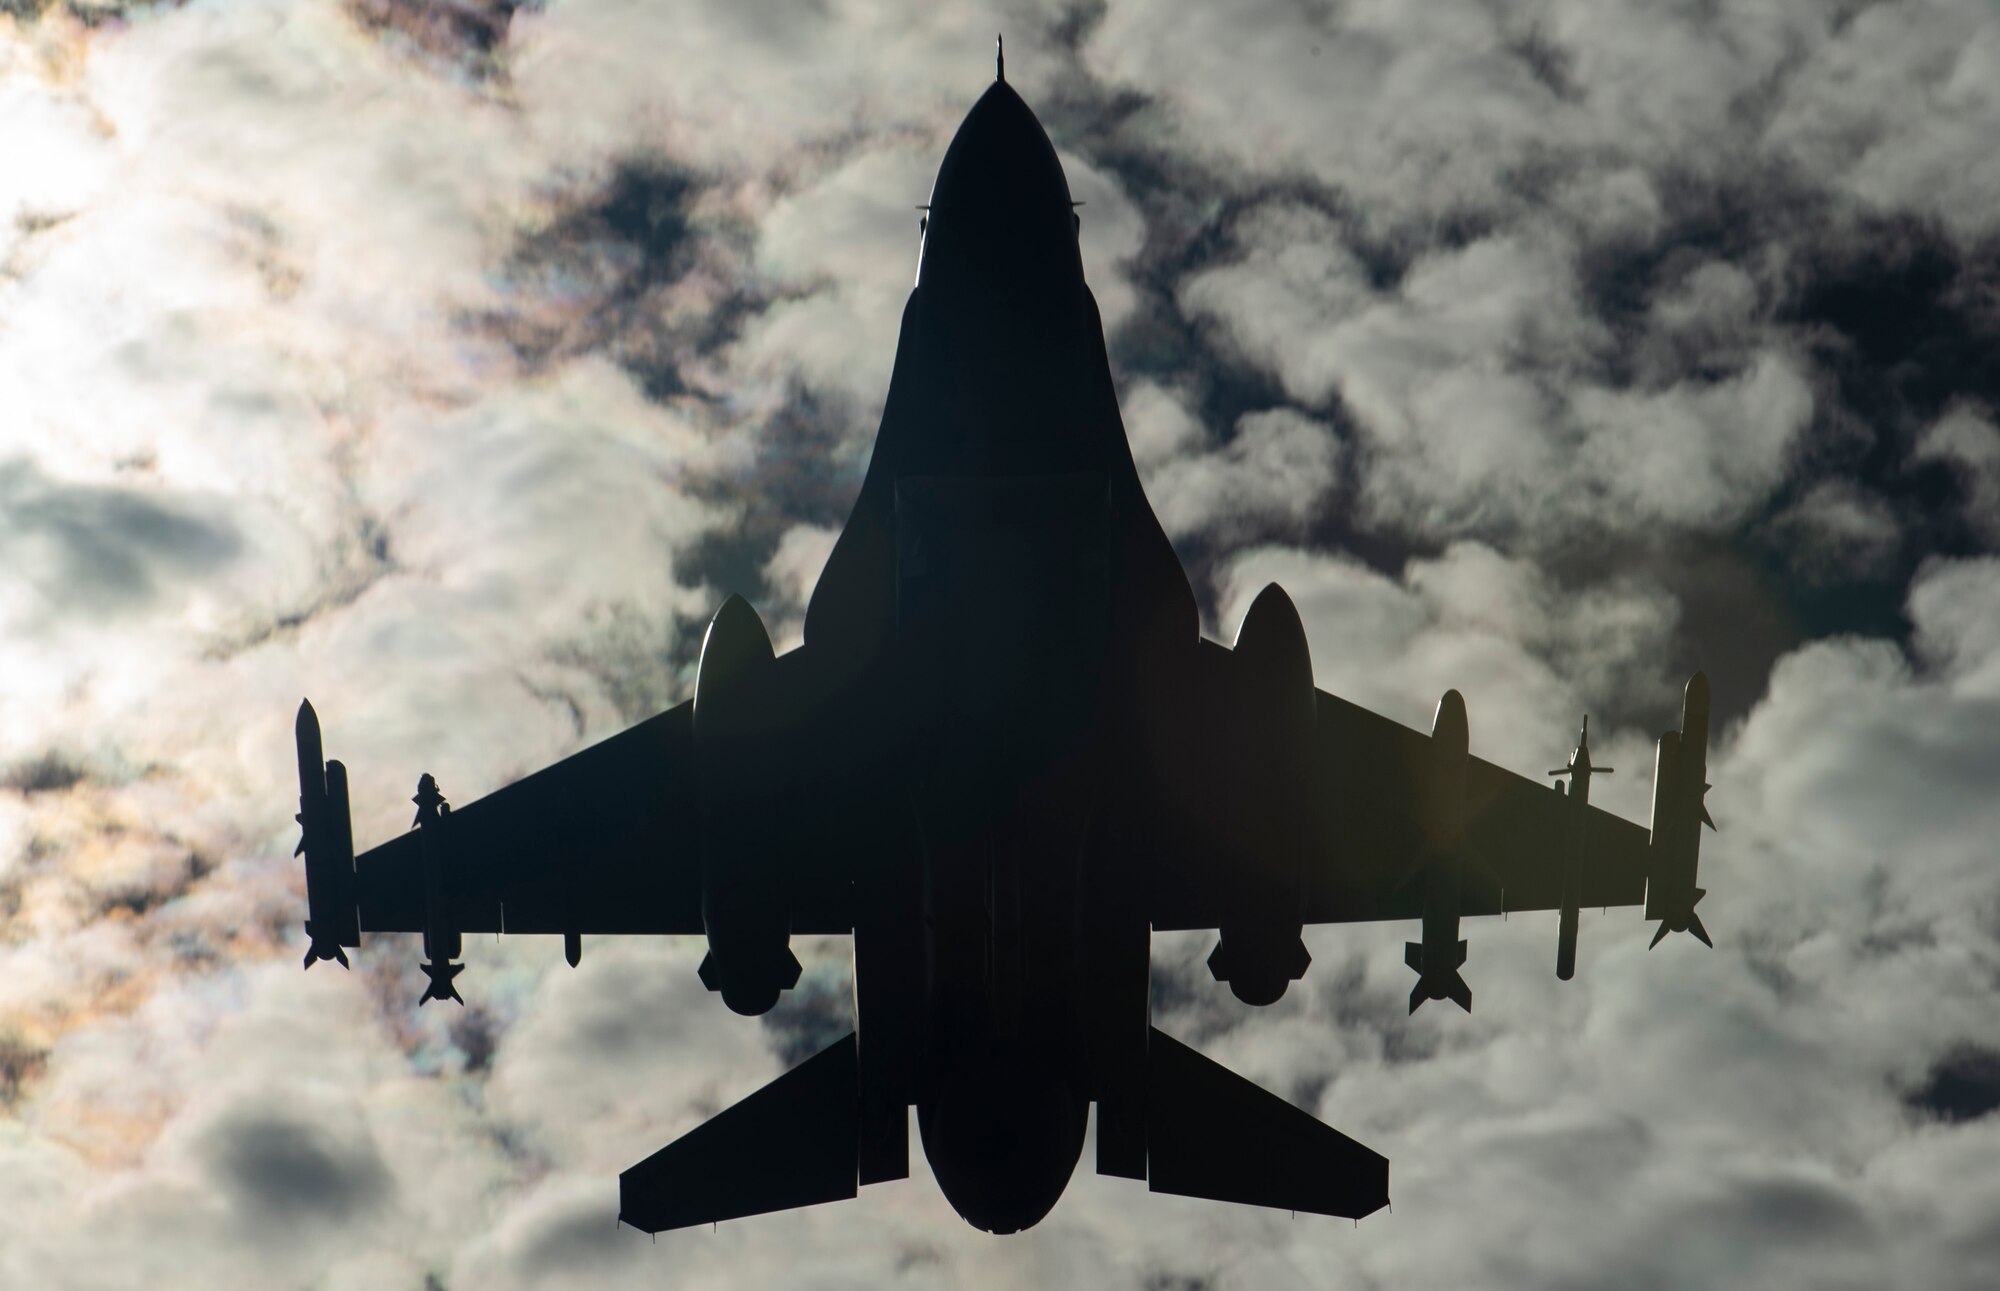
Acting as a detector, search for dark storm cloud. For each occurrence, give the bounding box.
[482,156,883,624]
[451,1001,502,1074]
[759,949,853,1067]
[343,0,533,83]
[0,458,241,625]
[0,0,164,25]
[196,1106,395,1227]
[510,1197,638,1281]
[543,601,689,726]
[481,156,764,402]
[671,381,875,624]
[4,751,86,794]
[1907,1045,2000,1124]
[0,1025,50,1109]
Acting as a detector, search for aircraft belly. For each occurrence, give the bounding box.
[911,763,1099,1231]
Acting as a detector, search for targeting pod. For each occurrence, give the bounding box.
[295,700,358,970]
[1645,672,1716,950]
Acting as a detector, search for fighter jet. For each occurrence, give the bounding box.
[293,53,1718,1236]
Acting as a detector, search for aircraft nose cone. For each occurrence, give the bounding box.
[931,82,1072,212]
[921,81,1080,297]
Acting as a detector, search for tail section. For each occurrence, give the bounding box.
[1405,940,1472,1014]
[619,1033,860,1233]
[1138,1027,1388,1220]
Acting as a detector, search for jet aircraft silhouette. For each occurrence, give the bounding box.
[293,50,1717,1236]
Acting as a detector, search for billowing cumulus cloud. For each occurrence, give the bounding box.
[0,0,1996,1288]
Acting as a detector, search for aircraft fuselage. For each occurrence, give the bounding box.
[796,79,1192,1233]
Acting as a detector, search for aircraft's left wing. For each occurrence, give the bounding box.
[348,701,715,937]
[297,641,857,954]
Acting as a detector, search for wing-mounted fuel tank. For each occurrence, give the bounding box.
[1645,672,1716,950]
[1206,583,1314,1006]
[1406,690,1473,1013]
[295,700,358,970]
[694,595,802,1016]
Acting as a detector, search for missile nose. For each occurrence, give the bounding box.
[1430,689,1468,754]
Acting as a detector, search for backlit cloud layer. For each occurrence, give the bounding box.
[0,2,1995,1288]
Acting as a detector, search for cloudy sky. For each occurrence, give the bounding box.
[1,0,1997,1286]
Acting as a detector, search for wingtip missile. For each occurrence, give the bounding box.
[1684,669,1710,720]
[1430,689,1467,756]
[1645,672,1718,949]
[302,920,351,970]
[296,702,359,967]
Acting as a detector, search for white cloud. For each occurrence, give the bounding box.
[1215,542,1679,819]
[1184,216,1814,544]
[0,2,1995,1287]
[1119,378,1205,469]
[1917,403,2000,545]
[1762,478,1903,584]
[1767,1,2000,242]
[1145,407,1341,543]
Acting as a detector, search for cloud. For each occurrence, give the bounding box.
[1,2,1997,1288]
[1216,542,1681,789]
[1144,407,1341,544]
[1181,209,1816,545]
[1765,2,2000,243]
[1760,478,1902,584]
[1917,403,2000,545]
[0,458,243,627]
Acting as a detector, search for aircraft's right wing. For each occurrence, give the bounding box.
[1145,641,1654,934]
[1140,607,1714,979]
[1297,690,1651,925]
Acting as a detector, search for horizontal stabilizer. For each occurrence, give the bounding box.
[1146,1027,1387,1220]
[620,1032,859,1233]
